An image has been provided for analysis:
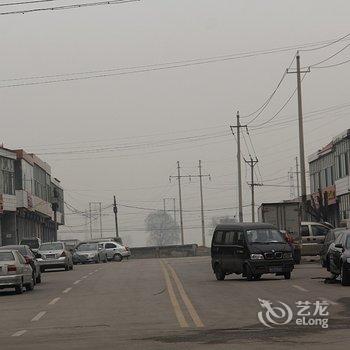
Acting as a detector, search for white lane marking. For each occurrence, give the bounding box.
[94,269,99,272]
[12,330,27,337]
[292,285,309,292]
[62,287,72,294]
[82,275,88,279]
[73,280,81,285]
[88,272,94,275]
[319,297,338,306]
[48,297,61,305]
[31,311,47,322]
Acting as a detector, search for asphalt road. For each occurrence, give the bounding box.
[1,257,350,350]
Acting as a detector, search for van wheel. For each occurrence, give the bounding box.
[341,265,350,286]
[244,265,254,281]
[214,264,225,281]
[36,273,42,284]
[284,271,291,280]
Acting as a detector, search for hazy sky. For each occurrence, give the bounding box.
[1,0,350,246]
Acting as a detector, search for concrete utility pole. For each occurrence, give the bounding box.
[287,52,310,220]
[230,111,248,222]
[99,202,103,238]
[187,161,211,247]
[113,195,119,238]
[89,202,92,239]
[295,156,300,200]
[244,156,261,222]
[163,199,166,214]
[170,162,190,245]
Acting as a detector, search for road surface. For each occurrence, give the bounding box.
[1,256,350,349]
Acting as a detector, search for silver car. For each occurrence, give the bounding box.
[73,242,108,264]
[0,250,34,294]
[37,242,74,272]
[101,241,131,261]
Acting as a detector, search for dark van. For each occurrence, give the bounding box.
[211,223,294,281]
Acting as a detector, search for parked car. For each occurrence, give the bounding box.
[37,242,74,272]
[73,242,108,264]
[211,223,294,281]
[19,237,42,253]
[100,241,131,261]
[300,221,331,255]
[328,230,350,286]
[0,250,34,294]
[0,245,41,284]
[320,228,348,269]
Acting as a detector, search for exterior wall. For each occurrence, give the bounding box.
[0,147,65,245]
[308,130,350,224]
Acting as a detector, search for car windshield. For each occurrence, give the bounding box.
[20,239,39,249]
[0,252,15,261]
[246,229,285,244]
[39,243,64,251]
[77,243,98,251]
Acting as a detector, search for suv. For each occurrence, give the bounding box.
[300,222,331,255]
[211,223,294,281]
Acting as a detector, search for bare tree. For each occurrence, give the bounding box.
[146,210,180,246]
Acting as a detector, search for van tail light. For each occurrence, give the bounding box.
[60,251,67,257]
[7,265,17,273]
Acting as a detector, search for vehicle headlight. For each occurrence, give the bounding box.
[347,258,350,264]
[283,252,293,259]
[250,254,264,260]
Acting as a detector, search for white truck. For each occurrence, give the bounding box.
[258,202,332,261]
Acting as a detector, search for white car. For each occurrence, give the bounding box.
[0,250,34,294]
[100,241,131,261]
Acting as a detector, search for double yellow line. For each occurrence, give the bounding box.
[160,260,204,328]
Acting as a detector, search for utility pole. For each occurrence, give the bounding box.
[295,156,300,200]
[163,199,166,214]
[113,195,119,238]
[89,202,92,239]
[170,162,191,245]
[186,161,211,247]
[99,202,103,238]
[244,156,261,222]
[287,52,310,220]
[230,111,248,222]
[288,168,295,199]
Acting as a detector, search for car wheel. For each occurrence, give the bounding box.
[103,257,108,263]
[254,274,262,281]
[15,280,24,294]
[340,265,350,286]
[65,265,69,271]
[113,254,123,262]
[25,278,35,291]
[214,264,225,281]
[36,273,42,284]
[70,264,74,270]
[284,271,291,280]
[32,272,37,286]
[244,265,254,281]
[40,267,45,273]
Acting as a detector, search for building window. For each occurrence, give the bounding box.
[0,157,15,195]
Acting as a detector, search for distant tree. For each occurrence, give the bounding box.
[145,210,180,246]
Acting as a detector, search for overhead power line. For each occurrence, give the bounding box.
[0,37,349,89]
[0,0,139,15]
[0,0,57,6]
[309,42,350,68]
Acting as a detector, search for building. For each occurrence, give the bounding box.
[0,147,64,246]
[308,129,350,225]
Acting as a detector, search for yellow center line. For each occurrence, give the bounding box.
[164,261,205,328]
[159,260,189,328]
